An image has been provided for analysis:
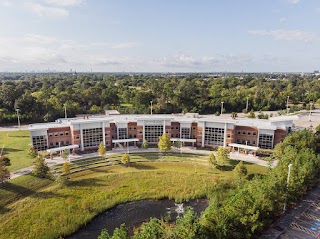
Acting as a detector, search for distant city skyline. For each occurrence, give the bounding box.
[0,0,320,72]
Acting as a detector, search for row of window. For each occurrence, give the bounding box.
[83,128,103,148]
[49,131,69,137]
[32,136,48,151]
[237,131,257,136]
[49,140,70,148]
[204,127,225,146]
[236,139,256,145]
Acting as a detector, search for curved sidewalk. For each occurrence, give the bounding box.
[10,147,276,180]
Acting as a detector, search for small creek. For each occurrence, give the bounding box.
[67,199,209,239]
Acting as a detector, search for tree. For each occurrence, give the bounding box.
[98,229,110,239]
[175,140,182,154]
[121,153,130,167]
[61,149,69,161]
[62,162,71,175]
[158,133,171,153]
[141,140,148,150]
[208,153,217,169]
[98,142,107,158]
[0,156,11,166]
[28,147,38,158]
[110,224,127,239]
[248,109,256,118]
[0,160,10,184]
[233,161,248,179]
[216,147,230,165]
[231,112,238,119]
[33,155,49,178]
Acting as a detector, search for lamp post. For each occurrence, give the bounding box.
[309,102,312,122]
[16,108,20,129]
[150,101,153,115]
[64,103,67,119]
[0,145,5,157]
[286,96,289,115]
[221,102,224,115]
[283,163,292,213]
[246,97,249,113]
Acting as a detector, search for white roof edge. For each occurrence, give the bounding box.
[269,115,299,122]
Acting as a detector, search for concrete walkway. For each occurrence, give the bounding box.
[10,147,276,180]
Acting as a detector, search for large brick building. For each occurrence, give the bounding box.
[28,113,298,152]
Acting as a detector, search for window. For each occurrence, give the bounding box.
[236,139,240,143]
[129,134,132,138]
[55,142,59,146]
[50,142,54,147]
[258,134,273,149]
[134,135,136,138]
[175,126,179,130]
[133,127,136,130]
[129,127,132,130]
[145,125,163,143]
[204,127,225,146]
[118,128,128,139]
[49,133,53,137]
[247,140,250,145]
[237,131,241,135]
[253,132,257,136]
[66,140,70,145]
[171,126,174,130]
[140,131,143,134]
[65,131,69,136]
[106,141,108,145]
[54,132,58,137]
[181,127,190,139]
[176,134,179,138]
[242,140,245,144]
[83,128,103,148]
[193,127,196,131]
[242,131,246,135]
[75,135,80,140]
[60,141,64,146]
[287,127,292,134]
[166,130,169,133]
[252,140,256,145]
[227,134,231,138]
[247,132,251,135]
[60,132,64,136]
[171,134,174,137]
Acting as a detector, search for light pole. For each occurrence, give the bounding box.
[16,108,20,129]
[309,102,313,122]
[0,145,5,157]
[286,96,289,115]
[283,163,292,213]
[246,97,249,113]
[221,102,224,115]
[64,103,67,118]
[150,100,153,115]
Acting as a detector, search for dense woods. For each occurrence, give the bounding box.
[0,73,319,124]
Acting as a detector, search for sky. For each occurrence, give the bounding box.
[0,0,320,72]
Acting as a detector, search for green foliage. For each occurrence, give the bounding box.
[231,112,237,119]
[61,162,71,175]
[158,133,171,152]
[133,218,165,239]
[61,149,69,161]
[216,147,230,165]
[121,153,130,167]
[110,224,127,239]
[32,156,49,178]
[247,109,255,118]
[98,229,110,239]
[28,147,38,158]
[98,142,107,158]
[141,140,148,150]
[175,140,182,149]
[208,153,216,168]
[0,160,10,184]
[233,161,248,179]
[0,156,11,166]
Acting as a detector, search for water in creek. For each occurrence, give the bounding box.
[67,199,209,239]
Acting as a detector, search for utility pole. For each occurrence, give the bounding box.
[283,163,292,213]
[309,102,312,122]
[221,102,224,115]
[246,97,249,113]
[16,108,20,129]
[150,101,153,115]
[286,96,290,115]
[64,103,67,118]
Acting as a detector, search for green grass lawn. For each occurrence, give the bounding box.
[0,159,268,239]
[0,130,34,171]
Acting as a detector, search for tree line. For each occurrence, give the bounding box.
[0,73,319,123]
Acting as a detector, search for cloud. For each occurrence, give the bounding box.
[279,17,288,23]
[287,0,300,4]
[45,0,84,7]
[248,29,318,42]
[28,3,69,17]
[111,42,138,49]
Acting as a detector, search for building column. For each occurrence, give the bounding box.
[102,122,106,147]
[46,131,49,149]
[163,120,166,134]
[256,129,260,147]
[201,123,205,148]
[80,124,84,151]
[143,121,145,141]
[223,123,227,147]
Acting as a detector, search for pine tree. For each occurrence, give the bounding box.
[121,153,130,167]
[141,140,148,150]
[61,149,69,161]
[208,153,217,169]
[233,161,248,179]
[33,156,49,178]
[0,160,10,184]
[216,147,230,165]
